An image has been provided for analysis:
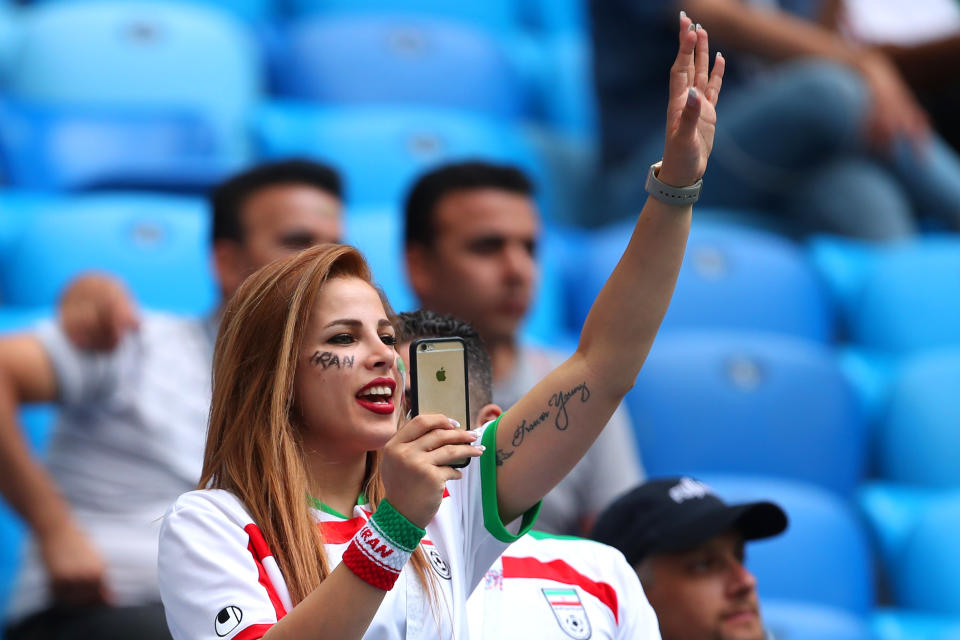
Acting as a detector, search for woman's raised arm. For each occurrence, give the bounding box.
[493,13,725,522]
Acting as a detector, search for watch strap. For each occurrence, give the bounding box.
[645,161,702,205]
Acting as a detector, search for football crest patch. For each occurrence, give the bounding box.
[542,588,591,639]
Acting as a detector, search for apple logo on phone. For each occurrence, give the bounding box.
[436,367,446,382]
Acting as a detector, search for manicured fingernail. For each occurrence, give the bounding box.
[695,23,702,31]
[466,431,478,441]
[473,445,487,453]
[687,87,698,105]
[680,10,687,18]
[449,419,460,428]
[687,23,695,32]
[716,51,723,59]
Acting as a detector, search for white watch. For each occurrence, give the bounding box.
[644,161,702,205]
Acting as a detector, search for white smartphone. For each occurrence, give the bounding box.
[409,337,471,468]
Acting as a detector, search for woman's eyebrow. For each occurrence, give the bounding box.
[323,318,361,329]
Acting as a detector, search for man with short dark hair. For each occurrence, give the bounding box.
[0,159,343,639]
[591,477,789,640]
[404,161,642,536]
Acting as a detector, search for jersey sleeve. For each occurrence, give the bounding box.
[458,417,540,590]
[34,319,124,408]
[158,493,282,640]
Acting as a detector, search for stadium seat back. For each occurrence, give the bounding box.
[851,238,960,353]
[286,0,521,34]
[33,0,273,22]
[877,350,960,486]
[873,610,960,640]
[627,332,865,495]
[343,207,417,315]
[699,474,875,614]
[254,103,542,209]
[0,194,217,314]
[0,99,231,193]
[897,497,960,614]
[274,16,525,119]
[570,219,834,341]
[10,1,260,153]
[763,600,874,640]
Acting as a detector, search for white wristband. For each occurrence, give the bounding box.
[645,161,702,205]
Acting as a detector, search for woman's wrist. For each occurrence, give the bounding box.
[341,499,425,591]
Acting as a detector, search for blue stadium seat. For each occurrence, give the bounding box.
[808,235,879,338]
[273,15,526,120]
[858,483,956,581]
[8,1,260,156]
[874,610,960,640]
[0,193,217,314]
[763,600,874,640]
[570,220,835,341]
[699,474,875,614]
[0,192,54,266]
[343,207,417,316]
[34,0,274,23]
[0,99,234,193]
[896,496,960,614]
[286,0,522,34]
[533,35,597,139]
[850,237,960,353]
[627,332,865,495]
[877,350,960,486]
[253,103,543,209]
[0,3,18,83]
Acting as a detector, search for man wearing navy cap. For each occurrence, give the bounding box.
[591,477,788,640]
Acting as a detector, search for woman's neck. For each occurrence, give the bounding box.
[304,446,368,518]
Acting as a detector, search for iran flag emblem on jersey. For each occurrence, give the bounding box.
[542,588,592,639]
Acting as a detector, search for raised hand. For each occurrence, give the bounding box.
[659,12,726,189]
[59,273,140,351]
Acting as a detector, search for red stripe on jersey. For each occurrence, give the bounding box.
[320,517,368,544]
[244,524,288,620]
[501,556,619,623]
[232,623,275,640]
[443,487,450,498]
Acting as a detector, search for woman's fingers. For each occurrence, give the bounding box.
[672,14,697,92]
[393,413,458,443]
[415,427,479,452]
[706,51,725,105]
[676,87,703,141]
[694,26,710,92]
[429,444,484,467]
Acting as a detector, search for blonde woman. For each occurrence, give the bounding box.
[157,15,723,640]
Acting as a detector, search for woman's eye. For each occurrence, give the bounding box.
[329,334,355,345]
[380,334,397,346]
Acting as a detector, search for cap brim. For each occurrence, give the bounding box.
[654,501,788,554]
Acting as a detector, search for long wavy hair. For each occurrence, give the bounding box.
[198,243,434,605]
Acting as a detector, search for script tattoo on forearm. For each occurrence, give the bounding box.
[309,351,355,369]
[512,410,550,447]
[548,382,591,431]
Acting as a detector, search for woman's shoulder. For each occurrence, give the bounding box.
[165,488,255,526]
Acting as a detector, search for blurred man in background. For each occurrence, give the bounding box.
[592,477,788,640]
[591,0,960,239]
[0,159,342,639]
[396,309,661,640]
[403,161,642,536]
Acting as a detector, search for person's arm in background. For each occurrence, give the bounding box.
[58,273,140,352]
[0,336,108,606]
[683,0,929,149]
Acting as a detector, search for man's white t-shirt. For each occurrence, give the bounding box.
[468,532,661,639]
[158,420,538,640]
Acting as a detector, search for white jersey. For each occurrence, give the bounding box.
[158,420,538,640]
[468,532,661,640]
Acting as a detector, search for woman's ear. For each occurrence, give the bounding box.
[474,403,503,429]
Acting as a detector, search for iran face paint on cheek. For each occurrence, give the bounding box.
[309,351,356,370]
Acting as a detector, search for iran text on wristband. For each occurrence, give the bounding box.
[341,499,425,591]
